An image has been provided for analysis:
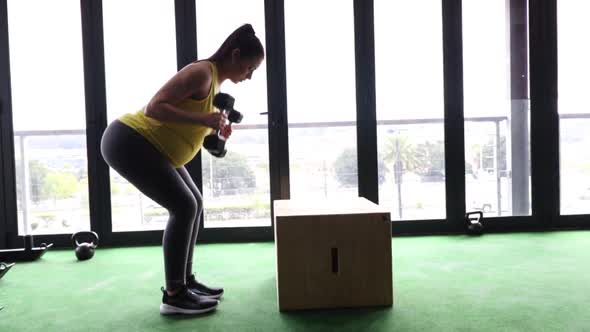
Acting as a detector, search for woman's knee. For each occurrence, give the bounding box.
[194,191,203,216]
[170,194,199,222]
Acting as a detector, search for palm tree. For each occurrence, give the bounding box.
[382,134,418,219]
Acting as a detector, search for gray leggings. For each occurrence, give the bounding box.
[100,120,202,290]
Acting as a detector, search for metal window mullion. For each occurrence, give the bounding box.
[354,0,379,204]
[80,0,112,242]
[265,0,290,239]
[528,0,559,224]
[442,0,466,230]
[0,0,18,248]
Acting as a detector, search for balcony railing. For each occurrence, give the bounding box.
[12,113,588,232]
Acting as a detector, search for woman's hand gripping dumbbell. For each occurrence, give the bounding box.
[203,92,243,157]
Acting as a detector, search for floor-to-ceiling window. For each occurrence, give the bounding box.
[558,0,590,215]
[2,1,586,246]
[103,0,177,232]
[196,0,271,228]
[7,0,90,235]
[463,0,531,217]
[375,0,446,221]
[285,0,358,201]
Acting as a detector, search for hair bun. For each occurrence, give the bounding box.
[208,23,264,62]
[241,23,256,36]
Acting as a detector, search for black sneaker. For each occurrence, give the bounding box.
[187,274,224,300]
[159,285,219,315]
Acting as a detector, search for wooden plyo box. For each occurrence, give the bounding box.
[273,197,393,311]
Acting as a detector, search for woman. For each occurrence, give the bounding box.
[101,24,264,315]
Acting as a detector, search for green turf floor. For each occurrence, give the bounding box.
[1,231,590,332]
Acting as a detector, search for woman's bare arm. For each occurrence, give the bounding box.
[144,62,226,129]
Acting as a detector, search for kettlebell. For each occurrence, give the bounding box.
[465,211,484,236]
[72,231,99,261]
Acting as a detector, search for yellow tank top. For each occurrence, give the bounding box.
[118,61,219,167]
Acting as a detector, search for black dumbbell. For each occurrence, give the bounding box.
[203,93,243,157]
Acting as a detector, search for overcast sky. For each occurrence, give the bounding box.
[6,0,587,131]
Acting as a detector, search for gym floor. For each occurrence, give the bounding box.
[1,231,589,332]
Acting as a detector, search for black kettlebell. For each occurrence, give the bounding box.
[465,211,484,236]
[72,231,99,261]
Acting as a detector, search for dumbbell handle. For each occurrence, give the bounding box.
[211,109,228,140]
[210,108,241,140]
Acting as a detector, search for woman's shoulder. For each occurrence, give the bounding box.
[177,60,215,100]
[185,60,215,75]
[176,60,213,95]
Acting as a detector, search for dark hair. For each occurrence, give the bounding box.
[208,24,264,63]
